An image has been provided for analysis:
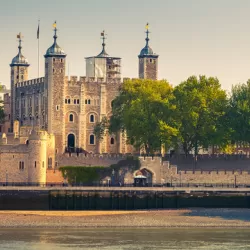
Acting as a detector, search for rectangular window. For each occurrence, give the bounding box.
[48,158,52,169]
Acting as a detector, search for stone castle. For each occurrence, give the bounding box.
[1,23,250,186]
[0,23,160,183]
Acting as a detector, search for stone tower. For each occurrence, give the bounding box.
[85,31,121,81]
[138,23,159,80]
[44,22,66,153]
[10,33,30,130]
[28,130,47,184]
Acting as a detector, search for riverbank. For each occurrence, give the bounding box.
[0,209,250,228]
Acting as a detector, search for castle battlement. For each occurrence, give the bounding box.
[65,76,126,85]
[63,153,127,160]
[16,77,44,88]
[180,170,250,175]
[139,156,163,164]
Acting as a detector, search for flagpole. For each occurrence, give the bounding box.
[38,19,40,78]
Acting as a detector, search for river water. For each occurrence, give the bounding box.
[0,228,250,249]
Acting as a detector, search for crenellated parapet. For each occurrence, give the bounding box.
[65,76,86,85]
[16,77,44,88]
[65,76,131,85]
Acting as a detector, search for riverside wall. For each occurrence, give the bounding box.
[1,189,250,210]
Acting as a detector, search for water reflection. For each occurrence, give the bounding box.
[0,228,250,249]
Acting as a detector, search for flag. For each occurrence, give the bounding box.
[17,32,21,39]
[101,31,104,36]
[53,21,57,28]
[37,23,40,39]
[145,23,149,30]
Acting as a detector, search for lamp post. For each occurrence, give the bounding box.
[179,171,182,187]
[5,170,8,186]
[111,169,115,186]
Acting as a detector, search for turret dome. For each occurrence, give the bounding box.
[96,30,109,57]
[138,23,158,58]
[44,22,66,58]
[10,33,29,67]
[139,45,154,56]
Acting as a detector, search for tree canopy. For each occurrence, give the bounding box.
[94,76,250,155]
[228,80,250,144]
[95,79,179,154]
[173,75,228,155]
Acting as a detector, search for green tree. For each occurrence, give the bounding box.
[94,79,179,155]
[228,80,250,145]
[173,75,228,156]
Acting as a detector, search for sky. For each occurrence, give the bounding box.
[0,0,250,91]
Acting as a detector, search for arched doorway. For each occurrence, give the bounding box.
[67,134,75,152]
[134,168,153,186]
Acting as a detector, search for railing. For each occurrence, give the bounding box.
[0,182,250,188]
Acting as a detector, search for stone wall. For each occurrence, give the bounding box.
[129,156,250,185]
[166,154,250,170]
[57,153,126,168]
[0,130,55,184]
[0,144,29,183]
[46,169,64,184]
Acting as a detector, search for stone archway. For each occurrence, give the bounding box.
[134,168,154,186]
[67,134,75,151]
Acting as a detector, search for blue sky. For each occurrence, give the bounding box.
[0,0,250,90]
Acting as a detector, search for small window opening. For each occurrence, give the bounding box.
[90,114,94,123]
[90,135,95,145]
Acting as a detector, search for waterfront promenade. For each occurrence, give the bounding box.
[0,186,250,193]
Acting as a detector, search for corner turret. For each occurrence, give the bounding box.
[138,23,159,80]
[85,31,121,81]
[10,33,30,131]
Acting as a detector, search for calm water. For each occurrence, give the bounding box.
[0,228,250,249]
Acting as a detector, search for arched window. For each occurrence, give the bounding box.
[90,114,94,123]
[74,99,76,104]
[110,138,115,145]
[65,99,67,104]
[69,114,74,122]
[77,99,80,104]
[68,99,71,104]
[88,99,91,104]
[90,134,95,145]
[85,99,87,104]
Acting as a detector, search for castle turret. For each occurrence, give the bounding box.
[138,23,159,80]
[44,21,66,153]
[85,31,121,81]
[28,130,47,184]
[10,33,30,130]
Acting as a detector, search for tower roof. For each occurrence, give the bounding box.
[44,21,66,58]
[138,23,158,58]
[97,30,109,57]
[85,31,121,60]
[10,33,29,67]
